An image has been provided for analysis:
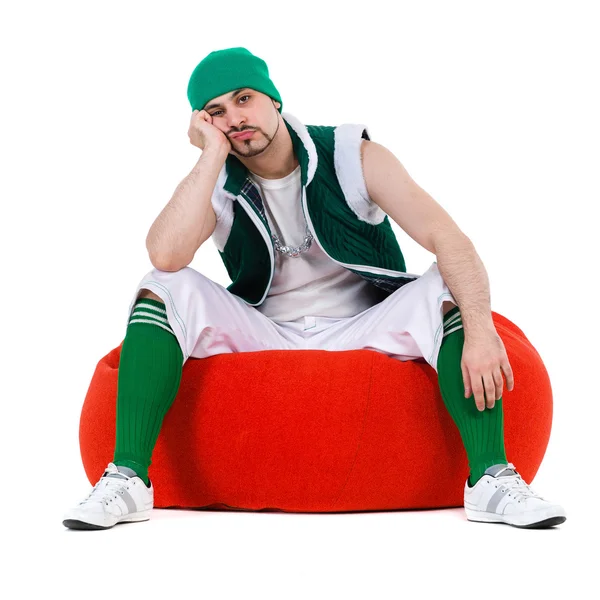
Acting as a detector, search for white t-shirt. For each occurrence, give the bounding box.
[248,165,383,323]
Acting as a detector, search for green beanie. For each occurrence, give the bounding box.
[187,47,283,114]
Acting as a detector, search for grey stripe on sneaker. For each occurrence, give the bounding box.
[486,485,508,513]
[120,488,138,514]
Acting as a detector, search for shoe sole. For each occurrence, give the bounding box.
[63,510,151,530]
[465,507,566,529]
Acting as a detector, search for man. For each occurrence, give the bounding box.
[63,47,566,530]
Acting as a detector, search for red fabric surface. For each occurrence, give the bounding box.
[79,311,553,512]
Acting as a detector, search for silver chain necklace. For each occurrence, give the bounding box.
[250,167,313,258]
[262,195,314,258]
[271,225,314,258]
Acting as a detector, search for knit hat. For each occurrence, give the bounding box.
[187,47,283,114]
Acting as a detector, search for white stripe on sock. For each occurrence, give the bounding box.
[443,312,462,328]
[128,318,174,334]
[443,324,464,337]
[135,301,167,315]
[131,309,170,325]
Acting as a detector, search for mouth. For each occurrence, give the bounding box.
[230,130,256,140]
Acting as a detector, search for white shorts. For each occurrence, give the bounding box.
[125,261,458,374]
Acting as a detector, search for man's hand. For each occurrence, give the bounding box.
[461,329,515,411]
[189,110,231,154]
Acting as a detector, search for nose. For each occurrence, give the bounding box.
[227,107,247,133]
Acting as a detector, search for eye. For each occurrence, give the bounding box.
[210,95,250,118]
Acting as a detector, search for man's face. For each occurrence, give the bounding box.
[203,87,281,158]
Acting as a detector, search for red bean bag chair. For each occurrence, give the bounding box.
[79,311,552,512]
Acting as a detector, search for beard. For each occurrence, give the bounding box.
[230,116,280,158]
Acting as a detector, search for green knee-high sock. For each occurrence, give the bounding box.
[112,298,184,486]
[436,306,508,487]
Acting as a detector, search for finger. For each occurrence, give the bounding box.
[461,360,471,398]
[483,372,496,410]
[502,359,515,391]
[472,375,485,412]
[492,368,504,402]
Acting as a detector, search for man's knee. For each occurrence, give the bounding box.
[134,266,209,305]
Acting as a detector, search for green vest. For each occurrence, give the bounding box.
[209,112,420,306]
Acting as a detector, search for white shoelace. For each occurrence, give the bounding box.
[496,472,545,502]
[80,474,130,506]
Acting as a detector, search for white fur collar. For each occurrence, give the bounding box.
[281,112,318,186]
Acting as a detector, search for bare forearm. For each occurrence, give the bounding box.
[146,146,228,267]
[434,233,495,338]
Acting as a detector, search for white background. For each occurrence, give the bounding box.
[2,0,598,597]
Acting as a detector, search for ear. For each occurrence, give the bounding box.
[273,99,281,109]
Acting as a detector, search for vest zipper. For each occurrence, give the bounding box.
[235,193,275,306]
[300,186,421,279]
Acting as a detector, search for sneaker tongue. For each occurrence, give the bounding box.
[485,463,517,478]
[115,465,138,478]
[103,463,134,480]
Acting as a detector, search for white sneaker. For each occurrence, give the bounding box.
[63,463,154,530]
[464,462,567,528]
